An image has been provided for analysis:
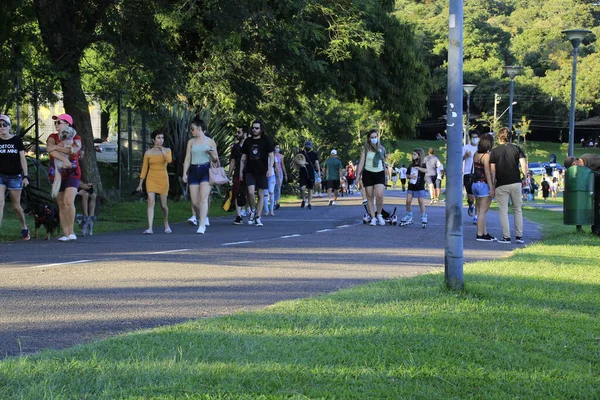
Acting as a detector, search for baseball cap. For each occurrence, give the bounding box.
[52,113,73,125]
[304,140,312,148]
[331,149,337,155]
[0,115,11,125]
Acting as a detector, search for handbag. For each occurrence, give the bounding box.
[209,161,229,185]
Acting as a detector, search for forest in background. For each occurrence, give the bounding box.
[1,0,599,188]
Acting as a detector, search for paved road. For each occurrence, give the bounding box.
[0,190,541,358]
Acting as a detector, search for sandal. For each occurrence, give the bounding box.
[143,229,153,235]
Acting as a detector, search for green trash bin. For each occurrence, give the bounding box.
[563,166,594,225]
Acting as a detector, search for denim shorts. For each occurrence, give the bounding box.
[472,181,491,197]
[188,163,210,185]
[408,189,427,198]
[0,174,23,190]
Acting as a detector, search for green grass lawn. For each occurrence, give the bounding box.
[0,197,598,398]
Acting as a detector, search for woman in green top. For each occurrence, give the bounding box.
[355,129,387,226]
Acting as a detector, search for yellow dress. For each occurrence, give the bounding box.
[140,150,172,195]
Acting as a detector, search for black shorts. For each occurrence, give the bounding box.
[463,174,473,195]
[425,175,437,185]
[245,172,267,190]
[326,180,340,191]
[299,173,314,189]
[362,170,385,187]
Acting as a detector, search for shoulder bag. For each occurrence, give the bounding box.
[209,161,229,185]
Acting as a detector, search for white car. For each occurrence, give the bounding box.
[95,142,118,163]
[528,162,546,176]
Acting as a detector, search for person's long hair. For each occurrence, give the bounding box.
[477,133,494,154]
[412,148,424,166]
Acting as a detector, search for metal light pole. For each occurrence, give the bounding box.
[503,65,523,143]
[495,102,517,127]
[463,84,477,145]
[445,0,464,290]
[563,29,591,158]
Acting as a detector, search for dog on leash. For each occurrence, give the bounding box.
[75,214,95,237]
[50,126,77,198]
[26,204,60,240]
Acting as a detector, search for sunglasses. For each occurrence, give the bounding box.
[0,123,9,128]
[54,120,67,125]
[252,127,260,130]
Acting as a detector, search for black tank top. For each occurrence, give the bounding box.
[473,154,486,182]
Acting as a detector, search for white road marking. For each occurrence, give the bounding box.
[150,249,191,255]
[280,234,301,239]
[222,241,252,246]
[316,229,332,233]
[337,225,351,228]
[29,259,92,269]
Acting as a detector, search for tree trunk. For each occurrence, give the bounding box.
[33,0,109,193]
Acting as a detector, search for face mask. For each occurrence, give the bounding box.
[472,138,479,145]
[275,148,280,153]
[370,138,378,144]
[305,147,311,151]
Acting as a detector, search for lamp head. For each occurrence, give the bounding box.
[462,84,477,94]
[562,29,592,48]
[504,65,523,80]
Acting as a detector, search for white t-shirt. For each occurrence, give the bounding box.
[462,144,478,175]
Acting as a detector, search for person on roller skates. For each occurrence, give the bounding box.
[400,148,428,227]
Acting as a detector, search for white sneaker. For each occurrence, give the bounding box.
[68,233,77,241]
[196,226,206,234]
[58,236,69,242]
[205,217,210,226]
[370,218,377,226]
[255,217,263,227]
[240,209,247,217]
[187,216,197,226]
[332,201,338,206]
[377,215,386,226]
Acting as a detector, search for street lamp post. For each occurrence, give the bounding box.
[563,28,591,157]
[495,102,517,125]
[463,84,477,145]
[503,65,523,143]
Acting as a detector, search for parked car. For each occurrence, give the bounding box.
[527,162,546,176]
[95,142,118,163]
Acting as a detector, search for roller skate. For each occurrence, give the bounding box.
[399,212,413,227]
[421,213,428,228]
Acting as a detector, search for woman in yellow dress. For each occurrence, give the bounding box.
[137,131,172,234]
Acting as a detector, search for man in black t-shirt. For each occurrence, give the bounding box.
[240,120,274,227]
[490,127,528,244]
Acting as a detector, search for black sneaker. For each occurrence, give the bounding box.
[515,236,524,244]
[498,237,511,244]
[476,233,496,242]
[300,200,305,209]
[307,204,312,209]
[233,215,243,225]
[328,199,333,206]
[274,203,280,210]
[21,228,30,241]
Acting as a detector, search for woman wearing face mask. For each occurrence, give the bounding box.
[399,148,428,227]
[272,143,287,212]
[356,129,387,226]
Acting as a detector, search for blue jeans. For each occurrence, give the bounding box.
[263,174,276,212]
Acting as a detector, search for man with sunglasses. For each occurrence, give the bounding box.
[228,125,248,224]
[239,120,275,227]
[0,114,30,240]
